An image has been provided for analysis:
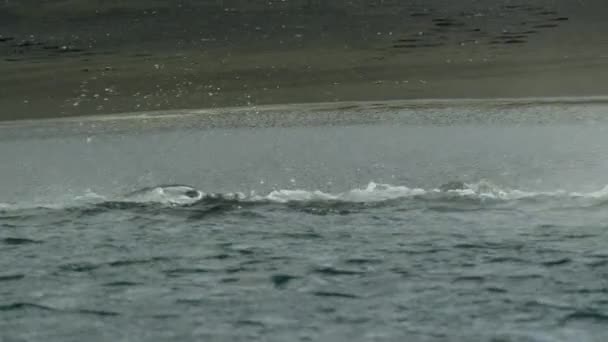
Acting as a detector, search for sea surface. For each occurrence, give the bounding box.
[1,99,608,341]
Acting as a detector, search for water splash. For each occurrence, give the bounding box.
[3,181,608,212]
[124,185,204,205]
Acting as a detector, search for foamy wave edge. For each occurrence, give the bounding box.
[255,181,608,203]
[2,181,608,211]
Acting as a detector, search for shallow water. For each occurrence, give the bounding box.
[2,100,608,341]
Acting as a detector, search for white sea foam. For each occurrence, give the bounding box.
[441,180,568,201]
[570,185,608,199]
[124,185,204,206]
[259,182,427,203]
[3,181,608,211]
[252,181,608,204]
[73,189,107,202]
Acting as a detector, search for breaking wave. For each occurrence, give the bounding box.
[2,181,608,213]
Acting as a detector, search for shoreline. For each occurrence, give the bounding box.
[2,0,608,121]
[1,50,607,122]
[3,96,608,142]
[4,95,608,125]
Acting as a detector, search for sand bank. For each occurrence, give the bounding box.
[1,0,607,120]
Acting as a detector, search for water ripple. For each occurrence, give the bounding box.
[313,267,365,276]
[0,274,25,282]
[562,310,608,323]
[270,274,298,289]
[0,303,119,317]
[311,291,359,299]
[2,237,41,245]
[541,258,572,267]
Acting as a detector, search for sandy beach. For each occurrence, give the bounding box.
[1,0,608,121]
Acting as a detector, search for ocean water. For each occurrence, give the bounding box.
[2,99,608,341]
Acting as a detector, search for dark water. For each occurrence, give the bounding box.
[2,100,608,341]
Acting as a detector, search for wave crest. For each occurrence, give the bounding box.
[259,182,426,203]
[3,181,608,212]
[124,185,204,205]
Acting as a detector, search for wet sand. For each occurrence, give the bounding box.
[1,0,608,121]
